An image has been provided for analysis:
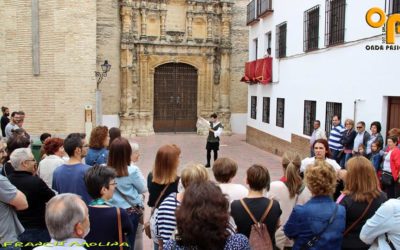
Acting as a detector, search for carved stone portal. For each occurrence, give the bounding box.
[119,0,234,136]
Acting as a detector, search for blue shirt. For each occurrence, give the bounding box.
[284,195,346,250]
[52,163,92,204]
[85,148,108,166]
[107,165,147,208]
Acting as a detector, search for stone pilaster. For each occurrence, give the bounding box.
[140,7,147,39]
[218,48,232,135]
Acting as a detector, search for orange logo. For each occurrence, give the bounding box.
[366,7,400,44]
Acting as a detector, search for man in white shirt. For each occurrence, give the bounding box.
[352,121,370,153]
[4,112,21,139]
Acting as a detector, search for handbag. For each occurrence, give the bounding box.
[144,184,170,239]
[381,171,394,186]
[115,187,144,217]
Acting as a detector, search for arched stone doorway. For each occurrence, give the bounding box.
[153,63,198,132]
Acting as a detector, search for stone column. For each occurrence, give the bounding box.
[136,54,152,136]
[120,4,137,136]
[160,2,167,41]
[160,11,167,41]
[218,49,232,135]
[206,14,213,42]
[140,8,147,39]
[187,14,193,42]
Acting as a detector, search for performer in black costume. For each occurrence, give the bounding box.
[205,113,224,168]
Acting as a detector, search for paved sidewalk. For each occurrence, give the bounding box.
[132,133,283,249]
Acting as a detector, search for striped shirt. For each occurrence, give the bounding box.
[155,192,181,242]
[328,124,345,151]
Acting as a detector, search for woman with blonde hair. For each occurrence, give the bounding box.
[147,144,181,250]
[340,119,357,167]
[267,152,312,249]
[155,163,209,248]
[284,160,346,249]
[337,156,387,250]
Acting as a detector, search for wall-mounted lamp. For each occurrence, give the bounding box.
[95,60,111,90]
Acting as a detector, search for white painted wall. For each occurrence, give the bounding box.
[231,113,247,134]
[246,0,399,142]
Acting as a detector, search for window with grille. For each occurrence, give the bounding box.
[253,38,258,60]
[388,0,400,14]
[251,96,257,119]
[262,97,270,123]
[325,0,346,46]
[304,6,320,52]
[265,32,272,55]
[276,22,287,58]
[325,102,342,136]
[276,98,285,127]
[303,100,317,136]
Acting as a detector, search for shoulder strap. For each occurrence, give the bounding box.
[240,199,272,224]
[116,208,123,250]
[240,199,258,224]
[154,184,170,209]
[115,186,135,208]
[386,233,396,250]
[343,199,373,236]
[260,200,273,222]
[301,204,338,250]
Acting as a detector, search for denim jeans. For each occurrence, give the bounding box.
[126,211,140,250]
[18,228,50,250]
[340,153,353,168]
[331,149,343,165]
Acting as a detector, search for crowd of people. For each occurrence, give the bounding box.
[1,107,400,250]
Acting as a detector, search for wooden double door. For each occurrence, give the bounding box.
[387,97,400,132]
[154,63,198,132]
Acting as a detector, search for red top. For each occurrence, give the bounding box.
[387,147,400,181]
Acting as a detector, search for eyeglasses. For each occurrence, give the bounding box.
[356,126,363,129]
[109,182,117,186]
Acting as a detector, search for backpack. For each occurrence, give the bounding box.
[240,199,274,250]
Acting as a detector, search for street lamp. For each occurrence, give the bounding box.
[95,60,111,89]
[94,60,111,125]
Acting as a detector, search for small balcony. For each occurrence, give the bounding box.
[240,57,272,84]
[247,0,273,25]
[257,0,273,18]
[246,0,258,25]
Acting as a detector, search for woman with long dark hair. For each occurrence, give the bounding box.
[164,181,250,250]
[107,137,147,250]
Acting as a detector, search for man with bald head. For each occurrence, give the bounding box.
[33,194,90,250]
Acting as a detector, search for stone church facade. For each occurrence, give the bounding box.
[1,0,248,136]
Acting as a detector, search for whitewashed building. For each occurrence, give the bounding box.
[244,0,400,157]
